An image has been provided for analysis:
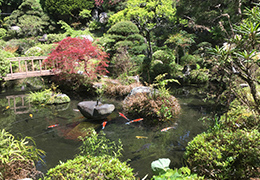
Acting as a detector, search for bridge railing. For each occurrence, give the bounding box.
[7,56,49,75]
[3,56,58,80]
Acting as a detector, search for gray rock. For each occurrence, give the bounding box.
[124,86,159,103]
[10,26,21,31]
[79,34,94,42]
[99,12,108,24]
[77,101,115,119]
[92,9,99,21]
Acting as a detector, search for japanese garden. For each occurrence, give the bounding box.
[0,0,260,179]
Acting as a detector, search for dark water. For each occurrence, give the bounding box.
[0,86,213,179]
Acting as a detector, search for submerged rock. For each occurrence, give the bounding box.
[47,94,70,104]
[77,101,115,120]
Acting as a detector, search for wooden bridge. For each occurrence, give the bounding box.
[2,56,57,81]
[6,94,31,114]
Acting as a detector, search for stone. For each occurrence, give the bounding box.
[124,86,159,103]
[10,26,21,31]
[47,94,70,104]
[77,101,115,119]
[99,12,108,24]
[79,34,93,42]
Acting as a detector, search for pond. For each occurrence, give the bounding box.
[0,84,214,179]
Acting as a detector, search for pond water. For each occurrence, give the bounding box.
[0,84,213,179]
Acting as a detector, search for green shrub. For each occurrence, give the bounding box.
[153,50,175,64]
[185,129,260,179]
[5,38,38,55]
[46,33,66,43]
[5,0,51,37]
[45,155,135,180]
[0,129,45,179]
[123,75,181,122]
[180,54,197,65]
[0,28,7,39]
[24,44,55,56]
[187,69,209,84]
[219,100,259,132]
[0,49,15,79]
[28,87,70,105]
[107,21,139,35]
[45,128,134,179]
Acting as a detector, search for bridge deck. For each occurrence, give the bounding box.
[1,56,57,81]
[3,70,55,81]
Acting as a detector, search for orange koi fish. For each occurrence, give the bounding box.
[102,120,107,129]
[161,126,176,132]
[125,118,143,125]
[48,124,59,129]
[29,114,33,118]
[6,106,10,109]
[119,112,129,121]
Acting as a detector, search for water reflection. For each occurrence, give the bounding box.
[0,89,212,178]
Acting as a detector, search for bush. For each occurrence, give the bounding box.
[0,129,44,179]
[24,44,56,56]
[0,28,7,39]
[5,38,38,55]
[219,100,259,132]
[187,69,209,84]
[5,0,51,37]
[153,50,175,64]
[46,33,66,44]
[0,49,15,79]
[123,92,181,122]
[185,129,260,179]
[107,21,139,35]
[45,129,135,179]
[45,155,135,179]
[28,87,70,105]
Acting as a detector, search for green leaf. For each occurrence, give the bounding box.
[151,158,171,175]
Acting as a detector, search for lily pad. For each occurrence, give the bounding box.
[151,158,171,175]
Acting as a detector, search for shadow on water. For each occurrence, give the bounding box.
[0,85,214,178]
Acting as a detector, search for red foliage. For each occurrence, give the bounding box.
[43,37,109,79]
[95,0,120,7]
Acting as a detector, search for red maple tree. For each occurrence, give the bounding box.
[43,37,109,79]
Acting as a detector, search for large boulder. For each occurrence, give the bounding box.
[77,101,115,120]
[124,86,159,103]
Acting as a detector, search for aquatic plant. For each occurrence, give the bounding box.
[78,128,123,158]
[28,85,70,105]
[45,128,134,179]
[151,158,204,179]
[0,129,45,179]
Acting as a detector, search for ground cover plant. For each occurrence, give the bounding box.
[0,129,44,179]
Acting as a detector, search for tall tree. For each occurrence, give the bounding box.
[41,0,94,23]
[5,0,51,37]
[209,5,260,114]
[109,0,181,61]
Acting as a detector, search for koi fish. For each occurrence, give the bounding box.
[6,106,10,109]
[125,118,143,125]
[161,126,176,132]
[48,124,59,129]
[119,112,129,121]
[102,120,107,129]
[29,114,33,118]
[133,143,151,153]
[136,136,148,139]
[73,109,80,112]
